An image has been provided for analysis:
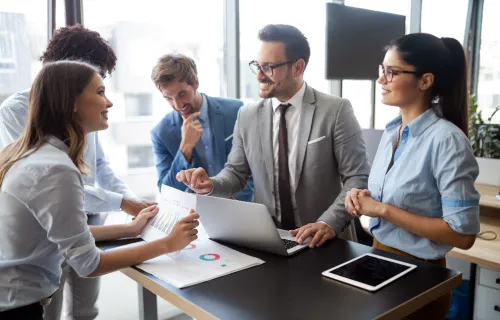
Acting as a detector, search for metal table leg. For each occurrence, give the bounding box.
[138,284,158,320]
[468,263,477,320]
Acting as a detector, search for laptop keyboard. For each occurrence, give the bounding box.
[282,239,300,250]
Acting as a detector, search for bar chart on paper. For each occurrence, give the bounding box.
[141,187,197,242]
[149,210,180,234]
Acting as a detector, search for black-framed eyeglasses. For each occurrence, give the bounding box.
[379,65,420,83]
[249,59,298,77]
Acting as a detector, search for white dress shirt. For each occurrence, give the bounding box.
[0,90,136,213]
[271,82,306,226]
[0,136,100,311]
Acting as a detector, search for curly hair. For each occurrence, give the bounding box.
[40,24,117,78]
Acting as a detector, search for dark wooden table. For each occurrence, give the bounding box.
[92,214,462,320]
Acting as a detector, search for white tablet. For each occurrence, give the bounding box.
[321,253,417,291]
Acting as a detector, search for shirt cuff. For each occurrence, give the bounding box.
[177,149,195,167]
[106,192,124,212]
[203,178,216,196]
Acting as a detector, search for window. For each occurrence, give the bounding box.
[239,0,329,104]
[84,0,225,198]
[0,33,14,59]
[0,1,47,103]
[124,93,153,117]
[55,0,66,28]
[127,146,154,170]
[342,80,372,129]
[493,94,500,107]
[477,0,500,122]
[0,32,15,71]
[421,0,469,44]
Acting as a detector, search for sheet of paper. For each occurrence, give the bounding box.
[103,211,134,226]
[141,186,197,242]
[136,238,264,288]
[101,186,265,288]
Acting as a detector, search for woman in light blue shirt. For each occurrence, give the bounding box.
[0,61,199,319]
[345,33,480,320]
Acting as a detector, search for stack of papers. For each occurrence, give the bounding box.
[103,186,264,288]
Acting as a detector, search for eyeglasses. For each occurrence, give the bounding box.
[249,59,298,77]
[379,65,420,83]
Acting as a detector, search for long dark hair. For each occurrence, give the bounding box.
[388,33,468,135]
[0,60,98,185]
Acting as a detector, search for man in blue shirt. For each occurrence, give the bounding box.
[0,25,154,320]
[150,53,253,201]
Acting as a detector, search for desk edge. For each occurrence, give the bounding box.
[374,273,462,320]
[120,267,220,320]
[447,251,500,270]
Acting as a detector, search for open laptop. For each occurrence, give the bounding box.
[196,196,309,256]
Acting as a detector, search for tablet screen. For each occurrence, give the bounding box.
[326,255,412,287]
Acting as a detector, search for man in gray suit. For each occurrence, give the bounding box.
[177,24,369,247]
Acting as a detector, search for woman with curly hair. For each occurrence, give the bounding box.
[0,25,153,320]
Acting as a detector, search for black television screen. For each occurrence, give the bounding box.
[326,4,405,80]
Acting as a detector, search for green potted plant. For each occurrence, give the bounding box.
[469,96,500,186]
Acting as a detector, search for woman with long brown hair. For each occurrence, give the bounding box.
[0,61,199,319]
[345,33,479,319]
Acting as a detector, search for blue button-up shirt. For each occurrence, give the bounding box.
[0,90,137,213]
[368,109,480,260]
[0,136,100,311]
[193,94,218,177]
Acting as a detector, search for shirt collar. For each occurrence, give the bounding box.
[45,135,70,154]
[198,93,209,123]
[385,108,441,138]
[271,81,306,112]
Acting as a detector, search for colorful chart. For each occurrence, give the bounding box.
[199,253,221,261]
[182,244,197,250]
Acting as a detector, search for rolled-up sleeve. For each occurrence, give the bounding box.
[433,133,480,235]
[29,165,100,277]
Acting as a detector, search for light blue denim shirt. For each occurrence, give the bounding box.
[368,108,480,260]
[0,90,136,213]
[0,136,100,311]
[193,94,218,177]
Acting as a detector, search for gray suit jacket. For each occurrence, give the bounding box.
[210,84,370,240]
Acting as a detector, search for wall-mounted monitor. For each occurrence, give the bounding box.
[326,4,406,80]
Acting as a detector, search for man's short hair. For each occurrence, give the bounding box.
[40,24,117,78]
[258,24,310,67]
[151,54,198,91]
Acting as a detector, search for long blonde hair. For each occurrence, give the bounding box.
[0,60,99,186]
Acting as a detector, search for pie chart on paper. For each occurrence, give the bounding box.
[199,253,221,261]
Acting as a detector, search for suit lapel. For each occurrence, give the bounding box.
[171,114,183,148]
[206,96,226,169]
[259,99,274,187]
[294,85,316,193]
